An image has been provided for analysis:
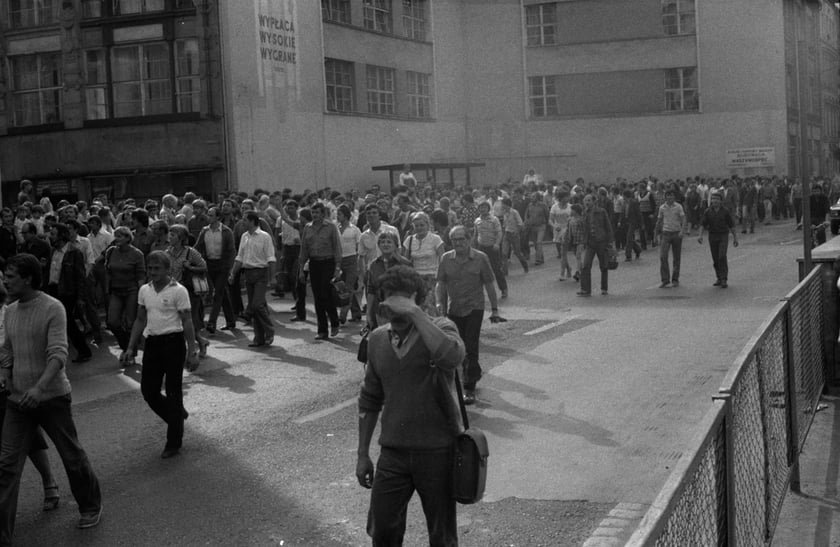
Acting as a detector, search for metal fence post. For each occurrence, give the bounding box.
[784,302,801,494]
[721,395,737,547]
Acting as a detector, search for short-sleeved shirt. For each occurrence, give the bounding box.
[437,248,495,317]
[138,280,191,337]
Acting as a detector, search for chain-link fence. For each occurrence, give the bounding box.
[628,265,828,547]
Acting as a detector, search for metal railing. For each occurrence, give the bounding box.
[627,265,827,546]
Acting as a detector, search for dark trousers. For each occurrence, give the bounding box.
[580,242,609,294]
[55,293,91,359]
[283,245,307,319]
[659,231,682,283]
[477,244,507,292]
[82,274,101,339]
[794,198,803,225]
[708,233,730,282]
[641,212,654,248]
[107,288,138,351]
[624,224,641,259]
[340,255,363,320]
[0,395,101,545]
[207,261,235,327]
[244,268,274,343]
[448,309,483,391]
[141,332,187,451]
[230,269,244,316]
[367,446,456,547]
[310,258,339,335]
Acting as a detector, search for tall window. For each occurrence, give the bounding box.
[322,0,350,23]
[325,58,355,113]
[9,0,57,28]
[175,39,201,113]
[10,53,63,127]
[113,0,165,15]
[402,0,427,41]
[82,0,103,18]
[85,49,109,120]
[366,65,395,115]
[528,76,558,118]
[363,0,392,33]
[407,71,431,119]
[662,0,695,35]
[664,68,699,112]
[111,43,172,117]
[525,3,557,46]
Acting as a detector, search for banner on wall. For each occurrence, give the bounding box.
[254,0,299,106]
[725,147,776,169]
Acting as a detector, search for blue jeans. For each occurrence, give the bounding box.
[368,446,456,547]
[0,395,101,545]
[141,332,187,450]
[448,309,483,391]
[659,231,682,283]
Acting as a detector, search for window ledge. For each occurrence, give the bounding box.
[83,112,202,127]
[80,8,195,27]
[528,109,701,121]
[526,32,696,49]
[322,19,432,45]
[6,122,65,135]
[324,110,435,122]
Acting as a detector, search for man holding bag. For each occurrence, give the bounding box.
[356,265,466,547]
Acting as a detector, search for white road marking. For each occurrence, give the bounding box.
[293,397,357,424]
[524,316,579,336]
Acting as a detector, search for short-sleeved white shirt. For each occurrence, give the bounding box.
[138,280,191,337]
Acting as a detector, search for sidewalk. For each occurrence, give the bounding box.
[773,394,840,545]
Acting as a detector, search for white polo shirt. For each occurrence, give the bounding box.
[138,280,191,337]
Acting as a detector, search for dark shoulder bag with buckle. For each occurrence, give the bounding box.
[452,371,489,504]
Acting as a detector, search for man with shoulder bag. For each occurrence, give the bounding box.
[356,265,467,546]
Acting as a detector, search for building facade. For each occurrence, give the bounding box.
[1,0,838,201]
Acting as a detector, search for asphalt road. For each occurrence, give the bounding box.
[12,219,806,546]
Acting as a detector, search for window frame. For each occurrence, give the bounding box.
[8,0,58,29]
[402,0,427,41]
[112,0,166,16]
[664,67,699,112]
[321,0,350,24]
[661,0,695,36]
[325,58,355,113]
[110,41,173,118]
[363,0,392,34]
[366,64,395,116]
[406,70,431,119]
[9,52,63,127]
[528,75,559,118]
[525,3,557,47]
[175,38,201,114]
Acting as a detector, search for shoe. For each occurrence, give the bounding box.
[289,306,298,312]
[339,318,347,325]
[289,316,306,322]
[558,276,566,281]
[183,408,189,421]
[659,282,669,288]
[500,290,508,299]
[573,271,580,282]
[741,230,747,234]
[198,339,209,359]
[160,447,180,459]
[635,252,640,259]
[601,290,608,296]
[713,280,722,286]
[221,324,236,331]
[73,354,92,363]
[625,257,632,262]
[315,333,329,341]
[43,485,59,512]
[463,390,476,405]
[263,336,274,347]
[77,507,102,529]
[205,323,216,334]
[576,291,591,297]
[330,326,340,337]
[248,340,265,347]
[720,281,728,288]
[671,280,679,287]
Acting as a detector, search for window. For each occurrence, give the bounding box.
[113,0,165,15]
[322,0,350,24]
[325,59,355,113]
[82,0,103,18]
[9,0,57,28]
[528,76,558,118]
[364,0,392,33]
[664,68,699,112]
[406,71,431,118]
[402,0,427,41]
[10,53,62,127]
[525,3,557,46]
[366,65,395,115]
[85,49,109,120]
[662,0,695,36]
[111,43,172,117]
[175,39,201,113]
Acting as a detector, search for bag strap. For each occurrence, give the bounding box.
[454,369,469,430]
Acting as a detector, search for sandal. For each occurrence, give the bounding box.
[43,485,59,512]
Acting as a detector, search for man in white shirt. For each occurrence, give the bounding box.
[229,211,276,347]
[655,189,687,288]
[358,204,399,275]
[398,164,417,188]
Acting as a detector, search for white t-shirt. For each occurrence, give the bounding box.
[339,223,362,257]
[403,232,443,276]
[138,280,191,337]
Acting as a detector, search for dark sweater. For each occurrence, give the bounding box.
[358,317,466,450]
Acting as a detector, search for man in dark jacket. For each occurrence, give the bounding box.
[46,223,92,362]
[195,207,236,333]
[809,184,831,246]
[578,194,614,297]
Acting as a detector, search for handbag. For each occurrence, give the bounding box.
[191,272,211,296]
[357,325,370,363]
[331,280,351,307]
[607,247,619,270]
[452,371,489,504]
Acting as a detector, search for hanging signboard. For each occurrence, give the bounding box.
[725,147,776,169]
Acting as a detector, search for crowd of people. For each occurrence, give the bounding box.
[0,167,833,545]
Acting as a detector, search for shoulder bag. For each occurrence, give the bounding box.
[184,247,211,296]
[452,371,489,504]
